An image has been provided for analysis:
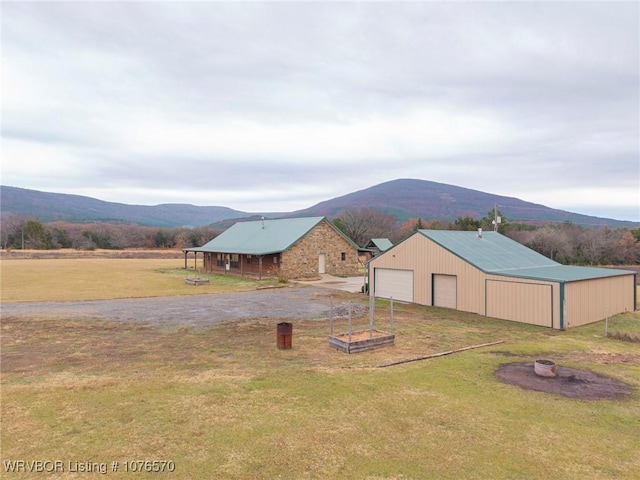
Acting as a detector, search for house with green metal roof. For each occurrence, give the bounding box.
[184,217,360,280]
[368,229,636,330]
[362,238,393,257]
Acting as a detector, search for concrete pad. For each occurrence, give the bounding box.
[297,274,367,293]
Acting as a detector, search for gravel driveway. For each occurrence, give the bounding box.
[1,286,346,329]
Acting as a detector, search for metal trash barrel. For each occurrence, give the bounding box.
[277,322,293,350]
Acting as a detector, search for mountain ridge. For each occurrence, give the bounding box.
[1,180,637,228]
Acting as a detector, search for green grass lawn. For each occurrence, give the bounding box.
[1,258,639,479]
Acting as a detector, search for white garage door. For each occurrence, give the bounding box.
[374,268,413,302]
[433,274,457,309]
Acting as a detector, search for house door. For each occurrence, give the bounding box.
[318,254,326,274]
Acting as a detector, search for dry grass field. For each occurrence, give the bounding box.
[1,255,639,479]
[0,255,277,302]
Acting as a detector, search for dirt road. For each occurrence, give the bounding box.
[1,286,352,329]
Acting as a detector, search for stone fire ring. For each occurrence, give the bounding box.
[495,362,632,400]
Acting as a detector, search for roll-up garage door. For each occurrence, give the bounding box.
[374,268,413,302]
[486,280,552,327]
[433,274,457,309]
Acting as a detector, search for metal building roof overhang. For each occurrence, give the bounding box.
[489,265,636,283]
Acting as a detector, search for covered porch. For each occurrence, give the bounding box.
[183,250,281,280]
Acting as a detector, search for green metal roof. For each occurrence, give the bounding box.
[370,238,393,251]
[418,230,634,282]
[185,217,353,255]
[494,265,636,282]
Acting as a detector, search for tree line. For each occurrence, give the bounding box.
[0,214,220,251]
[2,209,638,266]
[332,207,640,266]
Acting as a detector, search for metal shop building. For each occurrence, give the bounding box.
[368,230,636,330]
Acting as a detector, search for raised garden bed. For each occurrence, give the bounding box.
[329,329,395,354]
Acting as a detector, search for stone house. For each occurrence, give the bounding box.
[183,216,360,280]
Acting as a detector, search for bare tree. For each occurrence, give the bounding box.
[336,208,397,247]
[526,226,574,262]
[579,228,611,265]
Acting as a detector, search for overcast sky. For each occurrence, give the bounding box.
[2,1,639,221]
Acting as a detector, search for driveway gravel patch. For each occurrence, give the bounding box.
[1,287,353,329]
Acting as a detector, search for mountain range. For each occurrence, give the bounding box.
[1,180,637,228]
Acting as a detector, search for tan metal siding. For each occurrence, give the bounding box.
[433,274,457,308]
[369,234,485,313]
[486,280,553,327]
[565,276,635,328]
[369,234,566,328]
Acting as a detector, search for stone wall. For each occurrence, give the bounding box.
[280,220,359,279]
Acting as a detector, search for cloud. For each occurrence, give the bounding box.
[1,1,638,220]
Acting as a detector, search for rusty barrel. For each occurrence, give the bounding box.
[277,322,293,350]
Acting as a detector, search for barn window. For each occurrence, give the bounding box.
[341,252,346,261]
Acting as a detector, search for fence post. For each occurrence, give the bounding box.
[330,296,334,337]
[348,302,352,343]
[390,296,394,334]
[369,295,375,338]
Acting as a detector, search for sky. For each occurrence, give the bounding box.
[1,1,639,222]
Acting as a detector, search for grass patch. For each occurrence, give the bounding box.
[0,258,278,302]
[3,307,639,478]
[1,255,639,478]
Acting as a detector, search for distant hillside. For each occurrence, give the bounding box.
[0,186,250,227]
[2,181,637,228]
[291,179,638,227]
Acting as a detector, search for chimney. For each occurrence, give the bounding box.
[261,217,265,229]
[477,228,482,238]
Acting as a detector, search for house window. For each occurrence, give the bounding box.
[230,254,240,268]
[273,256,278,264]
[246,255,252,264]
[341,252,346,261]
[217,253,225,267]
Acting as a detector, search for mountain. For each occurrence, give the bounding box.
[1,180,637,228]
[290,179,638,227]
[0,186,250,227]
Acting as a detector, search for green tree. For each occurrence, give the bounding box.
[50,227,72,248]
[153,230,169,248]
[23,220,47,249]
[481,208,508,233]
[453,215,480,231]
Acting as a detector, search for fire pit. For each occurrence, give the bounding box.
[534,359,557,377]
[495,362,632,400]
